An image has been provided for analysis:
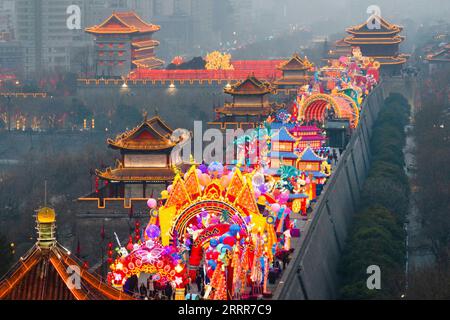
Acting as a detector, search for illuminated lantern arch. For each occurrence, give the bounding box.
[300,93,342,123]
[171,199,251,281]
[299,93,360,128]
[338,88,362,106]
[333,93,360,128]
[170,199,249,240]
[109,241,188,289]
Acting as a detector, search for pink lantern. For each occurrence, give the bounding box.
[271,203,281,213]
[147,198,157,209]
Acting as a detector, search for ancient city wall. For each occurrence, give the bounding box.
[273,82,387,299]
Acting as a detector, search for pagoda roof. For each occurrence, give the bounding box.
[299,147,325,162]
[290,125,323,133]
[372,55,408,65]
[335,38,351,47]
[346,16,403,35]
[272,127,298,142]
[224,76,273,95]
[215,104,273,116]
[344,35,405,45]
[132,39,160,49]
[278,54,313,71]
[426,45,450,62]
[311,171,328,178]
[96,167,175,182]
[0,242,133,300]
[269,122,296,130]
[85,11,160,35]
[298,135,326,141]
[108,116,178,151]
[132,57,165,69]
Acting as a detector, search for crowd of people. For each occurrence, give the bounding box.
[124,270,206,300]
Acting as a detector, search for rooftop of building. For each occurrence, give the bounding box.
[299,147,326,162]
[85,11,160,35]
[224,75,273,96]
[96,167,175,182]
[278,54,313,71]
[0,207,133,300]
[107,115,179,151]
[346,16,403,35]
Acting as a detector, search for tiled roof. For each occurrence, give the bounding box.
[0,244,133,300]
[107,116,177,151]
[86,11,160,34]
[224,76,273,95]
[299,147,325,162]
[272,127,297,142]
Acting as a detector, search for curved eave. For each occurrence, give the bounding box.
[346,28,401,36]
[86,29,138,35]
[107,140,176,151]
[132,58,165,68]
[278,66,310,71]
[85,27,159,35]
[379,59,408,65]
[344,36,404,45]
[96,170,174,182]
[426,58,450,63]
[373,56,408,65]
[224,89,271,95]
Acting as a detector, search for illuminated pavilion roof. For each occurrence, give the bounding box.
[224,75,273,96]
[132,57,165,69]
[299,147,326,162]
[0,208,133,300]
[345,16,403,36]
[96,167,175,183]
[107,115,178,152]
[85,11,160,35]
[344,35,405,45]
[278,54,313,71]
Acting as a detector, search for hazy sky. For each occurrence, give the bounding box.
[254,0,450,26]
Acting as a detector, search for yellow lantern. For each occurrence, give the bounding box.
[292,199,302,214]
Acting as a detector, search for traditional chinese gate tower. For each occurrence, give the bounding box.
[344,15,407,75]
[95,115,181,199]
[86,11,164,78]
[209,75,278,131]
[274,54,313,95]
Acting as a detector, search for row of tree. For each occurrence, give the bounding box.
[406,67,450,299]
[338,93,411,299]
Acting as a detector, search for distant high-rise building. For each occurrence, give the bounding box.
[0,0,15,40]
[127,0,153,21]
[230,0,253,41]
[191,0,215,49]
[15,0,90,76]
[153,0,174,16]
